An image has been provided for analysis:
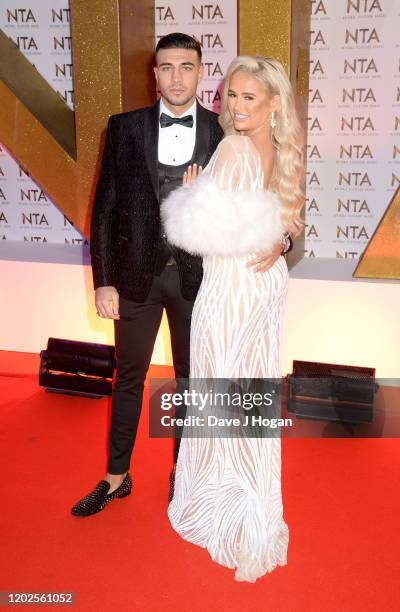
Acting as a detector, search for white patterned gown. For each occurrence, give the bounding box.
[161,135,289,582]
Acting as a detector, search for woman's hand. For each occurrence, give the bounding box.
[247,240,282,273]
[183,163,202,186]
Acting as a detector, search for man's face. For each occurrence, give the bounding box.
[154,48,204,115]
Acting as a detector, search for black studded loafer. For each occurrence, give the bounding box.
[168,465,176,504]
[71,472,132,517]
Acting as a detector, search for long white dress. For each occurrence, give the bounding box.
[161,135,289,583]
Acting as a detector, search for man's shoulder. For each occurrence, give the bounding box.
[197,103,220,122]
[197,103,224,146]
[109,104,156,126]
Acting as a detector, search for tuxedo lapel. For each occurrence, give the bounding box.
[144,100,160,201]
[192,101,211,168]
[143,100,212,200]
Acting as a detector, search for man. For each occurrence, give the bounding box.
[71,33,289,517]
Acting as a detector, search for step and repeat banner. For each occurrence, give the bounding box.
[0,0,399,260]
[0,0,82,246]
[306,0,399,259]
[155,0,237,113]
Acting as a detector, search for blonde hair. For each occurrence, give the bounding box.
[219,56,305,235]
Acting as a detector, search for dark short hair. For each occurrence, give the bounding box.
[155,32,202,62]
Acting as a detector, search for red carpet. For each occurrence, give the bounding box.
[1,351,399,611]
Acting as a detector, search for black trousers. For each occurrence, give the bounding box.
[107,265,194,474]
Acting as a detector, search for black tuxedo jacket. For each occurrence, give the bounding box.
[90,100,224,302]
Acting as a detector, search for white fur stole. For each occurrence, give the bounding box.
[161,174,284,257]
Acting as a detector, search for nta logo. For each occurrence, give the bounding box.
[306,198,320,212]
[194,33,223,48]
[309,59,325,76]
[53,36,72,51]
[342,88,376,103]
[339,172,372,187]
[341,116,374,131]
[52,8,70,23]
[11,36,38,51]
[345,28,379,44]
[339,172,372,186]
[337,199,371,213]
[311,1,327,16]
[307,145,321,159]
[6,8,36,23]
[337,225,369,240]
[155,6,175,20]
[192,4,224,19]
[310,30,326,46]
[22,213,49,226]
[309,88,324,104]
[55,63,73,78]
[340,144,373,159]
[305,224,319,238]
[344,58,378,74]
[20,189,48,202]
[347,0,382,14]
[307,117,322,131]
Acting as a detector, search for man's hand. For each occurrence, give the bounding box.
[95,286,120,319]
[246,240,282,273]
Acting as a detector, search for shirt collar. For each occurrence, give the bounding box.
[159,98,197,122]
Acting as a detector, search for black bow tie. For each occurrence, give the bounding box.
[159,112,194,129]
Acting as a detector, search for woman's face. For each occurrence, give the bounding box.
[227,71,279,135]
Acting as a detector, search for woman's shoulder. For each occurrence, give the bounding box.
[212,134,254,165]
[217,134,250,150]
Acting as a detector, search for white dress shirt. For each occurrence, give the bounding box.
[158,98,197,165]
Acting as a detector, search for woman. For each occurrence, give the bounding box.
[161,56,304,582]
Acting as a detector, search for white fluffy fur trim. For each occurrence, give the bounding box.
[161,175,284,257]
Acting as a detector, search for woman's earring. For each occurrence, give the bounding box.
[270,110,276,129]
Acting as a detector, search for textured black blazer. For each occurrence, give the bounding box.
[90,100,224,302]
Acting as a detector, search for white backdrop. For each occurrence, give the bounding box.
[155,0,237,113]
[0,0,399,260]
[0,0,84,246]
[305,0,400,259]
